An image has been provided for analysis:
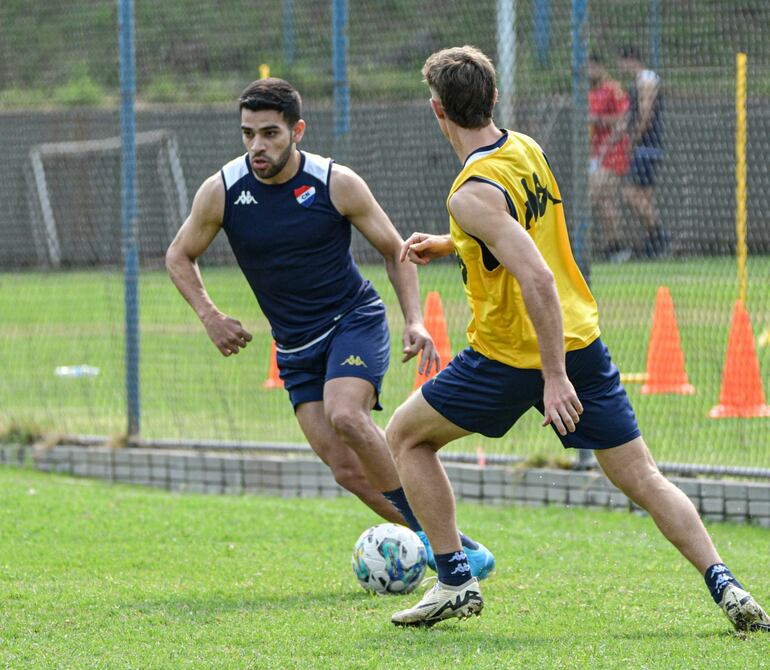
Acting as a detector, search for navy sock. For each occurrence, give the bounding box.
[435,550,472,586]
[704,563,743,604]
[382,487,422,533]
[459,532,479,551]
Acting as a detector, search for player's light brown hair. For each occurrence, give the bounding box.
[422,46,496,129]
[239,77,302,127]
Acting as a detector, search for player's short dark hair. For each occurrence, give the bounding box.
[422,46,496,129]
[238,78,302,127]
[618,44,641,61]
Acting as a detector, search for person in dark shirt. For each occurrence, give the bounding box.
[588,53,631,263]
[165,77,494,576]
[618,45,668,258]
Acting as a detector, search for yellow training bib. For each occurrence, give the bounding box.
[448,131,600,369]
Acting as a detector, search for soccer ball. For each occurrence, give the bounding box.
[351,523,427,595]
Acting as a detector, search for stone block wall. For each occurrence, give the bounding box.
[2,444,768,528]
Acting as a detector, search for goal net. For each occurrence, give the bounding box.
[25,129,188,268]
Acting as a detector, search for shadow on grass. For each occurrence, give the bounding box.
[121,588,737,650]
[124,588,384,615]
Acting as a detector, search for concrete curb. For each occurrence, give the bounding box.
[3,444,769,527]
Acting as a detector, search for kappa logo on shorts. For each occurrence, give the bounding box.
[294,185,316,208]
[233,190,258,205]
[341,355,367,367]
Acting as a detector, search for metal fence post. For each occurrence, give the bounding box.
[570,0,591,283]
[283,0,295,67]
[118,0,140,437]
[649,0,661,71]
[332,0,349,140]
[571,0,594,469]
[535,0,551,66]
[496,0,517,129]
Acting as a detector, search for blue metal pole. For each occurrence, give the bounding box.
[118,0,140,437]
[283,0,295,67]
[332,0,349,139]
[571,0,593,469]
[496,0,516,128]
[649,0,661,71]
[570,0,590,282]
[534,0,551,66]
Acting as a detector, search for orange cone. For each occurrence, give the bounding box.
[262,340,284,389]
[640,286,695,395]
[413,291,452,389]
[709,300,770,418]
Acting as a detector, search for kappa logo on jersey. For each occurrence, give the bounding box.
[234,190,258,205]
[520,171,561,229]
[341,355,367,367]
[294,185,316,208]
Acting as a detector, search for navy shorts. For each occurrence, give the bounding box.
[421,337,641,450]
[275,300,390,411]
[629,146,664,187]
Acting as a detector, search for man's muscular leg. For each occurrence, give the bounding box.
[595,437,719,573]
[295,399,404,523]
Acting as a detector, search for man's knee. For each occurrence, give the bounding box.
[617,467,669,504]
[385,413,403,459]
[385,406,416,464]
[326,405,369,442]
[599,441,658,496]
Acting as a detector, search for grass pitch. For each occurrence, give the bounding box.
[1,466,769,669]
[1,256,769,467]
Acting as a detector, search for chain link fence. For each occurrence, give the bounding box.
[1,0,769,469]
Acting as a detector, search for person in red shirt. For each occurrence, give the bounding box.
[589,53,631,263]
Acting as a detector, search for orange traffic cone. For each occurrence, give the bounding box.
[640,286,695,395]
[413,291,452,389]
[709,300,770,418]
[262,340,284,389]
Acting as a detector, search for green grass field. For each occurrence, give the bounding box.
[1,466,769,669]
[1,257,769,468]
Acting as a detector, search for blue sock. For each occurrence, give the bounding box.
[704,563,743,604]
[382,487,422,533]
[435,550,472,586]
[459,532,478,550]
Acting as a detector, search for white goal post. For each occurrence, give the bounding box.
[26,129,188,267]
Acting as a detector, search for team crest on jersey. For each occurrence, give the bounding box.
[294,185,316,208]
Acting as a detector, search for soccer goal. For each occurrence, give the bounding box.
[25,129,188,268]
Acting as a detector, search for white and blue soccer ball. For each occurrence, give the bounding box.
[352,523,427,595]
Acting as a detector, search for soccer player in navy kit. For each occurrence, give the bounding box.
[166,78,495,578]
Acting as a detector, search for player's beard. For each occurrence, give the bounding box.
[253,142,293,180]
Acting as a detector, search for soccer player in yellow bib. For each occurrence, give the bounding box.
[386,45,770,632]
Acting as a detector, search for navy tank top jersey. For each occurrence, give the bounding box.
[220,150,379,351]
[630,70,663,149]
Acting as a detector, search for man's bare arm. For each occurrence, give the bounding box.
[400,232,455,265]
[165,174,252,356]
[330,164,439,373]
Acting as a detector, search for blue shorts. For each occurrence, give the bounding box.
[275,300,390,411]
[629,146,664,187]
[421,338,641,450]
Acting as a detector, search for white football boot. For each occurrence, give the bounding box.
[391,577,483,627]
[719,583,770,633]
